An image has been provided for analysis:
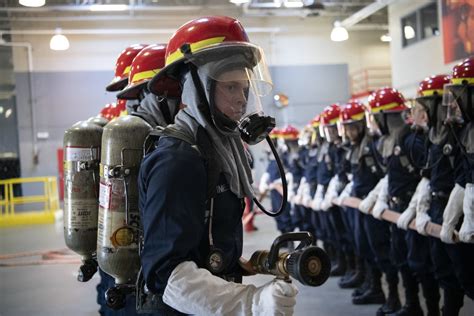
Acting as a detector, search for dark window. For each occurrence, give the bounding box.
[401,1,439,48]
[420,2,439,39]
[402,12,418,47]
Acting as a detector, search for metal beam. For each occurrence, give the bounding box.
[340,0,396,28]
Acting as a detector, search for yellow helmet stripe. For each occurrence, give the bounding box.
[451,77,474,85]
[131,68,162,84]
[370,101,402,113]
[421,89,444,96]
[122,65,131,76]
[166,36,226,66]
[351,112,365,121]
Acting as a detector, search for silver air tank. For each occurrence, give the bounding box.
[97,115,152,289]
[87,116,109,128]
[63,120,103,282]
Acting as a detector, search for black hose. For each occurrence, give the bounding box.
[253,136,288,217]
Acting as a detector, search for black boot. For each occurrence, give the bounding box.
[352,262,371,297]
[376,276,401,316]
[330,250,346,277]
[340,256,365,289]
[338,254,355,287]
[420,273,440,316]
[324,242,337,266]
[352,267,385,305]
[394,266,423,316]
[441,288,464,316]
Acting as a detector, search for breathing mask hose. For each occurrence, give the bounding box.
[253,135,288,217]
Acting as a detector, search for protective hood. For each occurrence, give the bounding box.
[429,103,449,145]
[172,71,255,198]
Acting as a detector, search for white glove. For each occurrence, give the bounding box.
[252,279,298,316]
[358,176,387,214]
[259,172,270,194]
[301,182,312,208]
[335,181,353,205]
[397,208,415,230]
[372,176,389,220]
[459,183,474,243]
[321,176,339,211]
[310,184,324,211]
[440,184,465,244]
[286,172,295,203]
[397,177,429,230]
[163,261,298,316]
[415,178,432,235]
[294,178,307,206]
[416,212,432,236]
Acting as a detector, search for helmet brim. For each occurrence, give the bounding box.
[116,81,147,100]
[106,77,128,92]
[148,42,261,98]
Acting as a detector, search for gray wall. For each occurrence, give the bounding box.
[14,64,348,193]
[15,71,114,181]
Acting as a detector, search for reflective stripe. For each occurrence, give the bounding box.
[421,89,444,96]
[451,77,474,84]
[370,101,403,113]
[131,68,162,84]
[165,36,226,66]
[122,65,131,76]
[350,112,365,121]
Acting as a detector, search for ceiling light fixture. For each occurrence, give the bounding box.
[50,28,70,51]
[380,33,392,42]
[89,4,128,12]
[19,0,45,7]
[283,0,304,8]
[330,21,348,42]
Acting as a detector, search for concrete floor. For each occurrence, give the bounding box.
[0,215,473,316]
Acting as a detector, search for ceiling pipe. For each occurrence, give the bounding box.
[340,0,397,29]
[0,27,282,35]
[0,5,231,12]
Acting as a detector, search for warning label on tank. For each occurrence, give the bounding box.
[97,207,139,249]
[99,182,111,209]
[64,199,99,229]
[66,146,99,161]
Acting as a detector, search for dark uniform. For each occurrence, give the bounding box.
[139,136,245,314]
[426,127,470,314]
[267,158,293,234]
[350,134,398,308]
[385,127,439,314]
[291,146,314,232]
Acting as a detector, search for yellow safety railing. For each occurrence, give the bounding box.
[0,177,61,227]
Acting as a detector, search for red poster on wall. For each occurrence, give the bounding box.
[441,0,474,64]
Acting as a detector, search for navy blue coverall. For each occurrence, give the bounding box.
[138,136,245,314]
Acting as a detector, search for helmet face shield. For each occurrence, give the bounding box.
[323,124,340,143]
[340,120,365,144]
[411,101,429,130]
[194,43,273,128]
[443,85,465,124]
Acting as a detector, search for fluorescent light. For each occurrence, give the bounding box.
[50,28,70,51]
[330,21,348,42]
[404,25,415,39]
[90,4,128,11]
[19,0,45,7]
[284,0,304,8]
[0,106,3,114]
[229,0,250,4]
[5,108,12,118]
[380,33,392,42]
